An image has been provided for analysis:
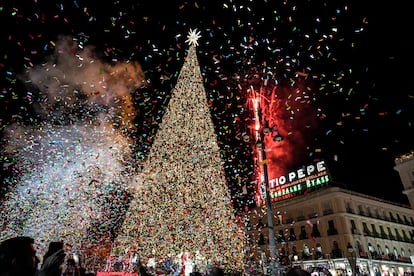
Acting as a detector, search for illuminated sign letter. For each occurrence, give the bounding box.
[288,172,297,182]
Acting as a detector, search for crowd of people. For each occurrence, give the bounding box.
[0,236,95,276]
[0,236,320,276]
[0,236,242,276]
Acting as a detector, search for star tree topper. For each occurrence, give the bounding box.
[185,28,202,46]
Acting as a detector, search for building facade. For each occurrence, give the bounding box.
[394,151,414,211]
[245,186,414,275]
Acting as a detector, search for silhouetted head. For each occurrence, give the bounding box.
[43,241,64,260]
[286,267,311,276]
[0,236,39,276]
[209,267,225,276]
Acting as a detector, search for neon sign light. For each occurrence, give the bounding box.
[257,160,331,205]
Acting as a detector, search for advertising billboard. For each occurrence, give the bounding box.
[256,160,331,205]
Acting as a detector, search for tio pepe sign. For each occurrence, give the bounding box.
[259,160,331,204]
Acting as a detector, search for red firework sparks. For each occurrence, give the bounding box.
[246,78,319,206]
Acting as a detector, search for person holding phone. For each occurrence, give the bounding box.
[62,258,81,276]
[38,241,66,276]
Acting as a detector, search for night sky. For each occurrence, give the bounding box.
[1,0,413,207]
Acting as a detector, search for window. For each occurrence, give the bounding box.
[362,222,371,236]
[368,243,374,252]
[366,206,372,217]
[376,244,382,255]
[327,220,338,235]
[371,224,379,236]
[403,215,410,224]
[389,212,396,222]
[379,225,387,238]
[387,227,395,239]
[393,247,398,259]
[396,213,403,224]
[395,228,402,240]
[368,243,377,258]
[356,240,366,257]
[346,201,354,213]
[411,170,414,187]
[331,241,342,258]
[299,225,308,240]
[303,244,310,258]
[350,219,359,235]
[316,243,322,253]
[288,227,296,241]
[315,243,323,259]
[358,205,365,216]
[402,229,409,241]
[350,219,356,229]
[311,222,321,238]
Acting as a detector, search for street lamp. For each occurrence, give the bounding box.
[347,243,357,275]
[257,129,279,275]
[248,87,280,275]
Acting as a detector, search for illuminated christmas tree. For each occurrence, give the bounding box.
[113,29,246,273]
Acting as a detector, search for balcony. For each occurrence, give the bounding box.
[351,228,361,235]
[308,212,318,219]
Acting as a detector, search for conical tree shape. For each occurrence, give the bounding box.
[113,34,246,273]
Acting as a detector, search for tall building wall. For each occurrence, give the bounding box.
[245,186,414,275]
[394,151,414,210]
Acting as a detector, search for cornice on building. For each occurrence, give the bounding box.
[273,186,411,210]
[395,150,414,165]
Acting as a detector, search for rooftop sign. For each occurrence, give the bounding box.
[257,160,331,205]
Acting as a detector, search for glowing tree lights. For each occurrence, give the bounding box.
[112,30,246,273]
